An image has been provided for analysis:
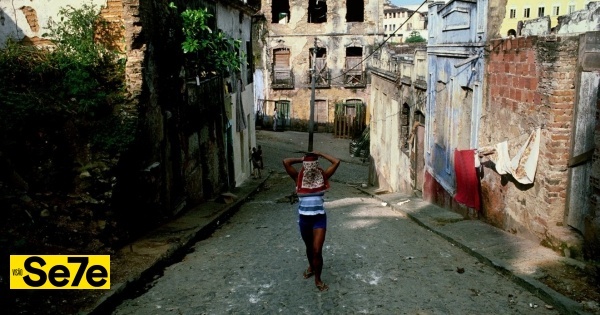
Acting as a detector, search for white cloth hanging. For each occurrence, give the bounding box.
[492,128,541,184]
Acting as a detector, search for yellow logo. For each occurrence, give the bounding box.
[10,255,110,289]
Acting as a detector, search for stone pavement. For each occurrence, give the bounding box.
[356,190,592,315]
[83,131,594,315]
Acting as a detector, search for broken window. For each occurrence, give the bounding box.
[346,0,364,22]
[400,104,410,151]
[344,47,365,87]
[310,47,329,87]
[308,0,327,23]
[272,1,290,24]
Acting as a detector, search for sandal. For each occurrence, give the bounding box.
[303,268,314,279]
[316,282,329,292]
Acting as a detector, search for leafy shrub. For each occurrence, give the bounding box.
[0,4,131,190]
[172,3,244,75]
[405,31,426,43]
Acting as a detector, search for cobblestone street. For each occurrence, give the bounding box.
[112,131,559,314]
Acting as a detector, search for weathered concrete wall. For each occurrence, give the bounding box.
[112,0,254,238]
[425,0,486,208]
[481,35,581,252]
[216,1,256,186]
[368,46,427,194]
[557,1,600,34]
[521,16,552,36]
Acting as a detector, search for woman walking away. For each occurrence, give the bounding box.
[282,151,340,291]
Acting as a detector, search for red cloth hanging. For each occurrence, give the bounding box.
[454,149,480,211]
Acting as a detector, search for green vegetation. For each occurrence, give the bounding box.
[171,2,244,75]
[0,4,131,155]
[405,31,426,43]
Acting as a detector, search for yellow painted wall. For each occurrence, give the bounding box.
[500,0,592,36]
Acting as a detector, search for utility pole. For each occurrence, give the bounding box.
[308,37,317,152]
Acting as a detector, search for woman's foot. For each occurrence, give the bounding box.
[303,268,314,279]
[316,282,328,291]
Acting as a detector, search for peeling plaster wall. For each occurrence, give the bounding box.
[557,1,600,34]
[216,2,256,186]
[369,46,427,194]
[258,0,382,129]
[0,0,107,47]
[425,0,487,212]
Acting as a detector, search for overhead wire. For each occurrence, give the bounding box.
[328,0,429,85]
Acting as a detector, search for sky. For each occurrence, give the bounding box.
[390,0,425,5]
[390,0,430,11]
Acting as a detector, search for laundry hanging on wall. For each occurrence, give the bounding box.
[489,128,541,184]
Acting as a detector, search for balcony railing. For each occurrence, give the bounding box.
[307,69,331,88]
[272,68,295,89]
[343,70,367,88]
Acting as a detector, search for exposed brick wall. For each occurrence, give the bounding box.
[99,0,126,53]
[481,35,580,248]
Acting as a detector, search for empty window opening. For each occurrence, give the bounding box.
[345,47,363,71]
[345,47,364,85]
[272,1,290,24]
[308,0,327,23]
[346,0,364,22]
[310,47,327,69]
[400,104,410,151]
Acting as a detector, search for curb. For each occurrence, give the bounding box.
[356,187,590,315]
[84,174,271,315]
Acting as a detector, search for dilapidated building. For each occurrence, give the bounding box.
[368,44,427,194]
[369,0,600,261]
[253,0,382,133]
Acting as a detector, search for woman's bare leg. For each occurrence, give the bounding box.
[312,228,327,291]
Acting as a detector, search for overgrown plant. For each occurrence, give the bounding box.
[0,4,131,158]
[171,3,244,75]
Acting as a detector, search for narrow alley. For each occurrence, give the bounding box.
[110,131,559,314]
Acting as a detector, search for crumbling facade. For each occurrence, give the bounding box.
[0,0,258,236]
[368,45,427,194]
[480,3,600,259]
[254,0,382,133]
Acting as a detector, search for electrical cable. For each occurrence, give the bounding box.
[328,0,429,84]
